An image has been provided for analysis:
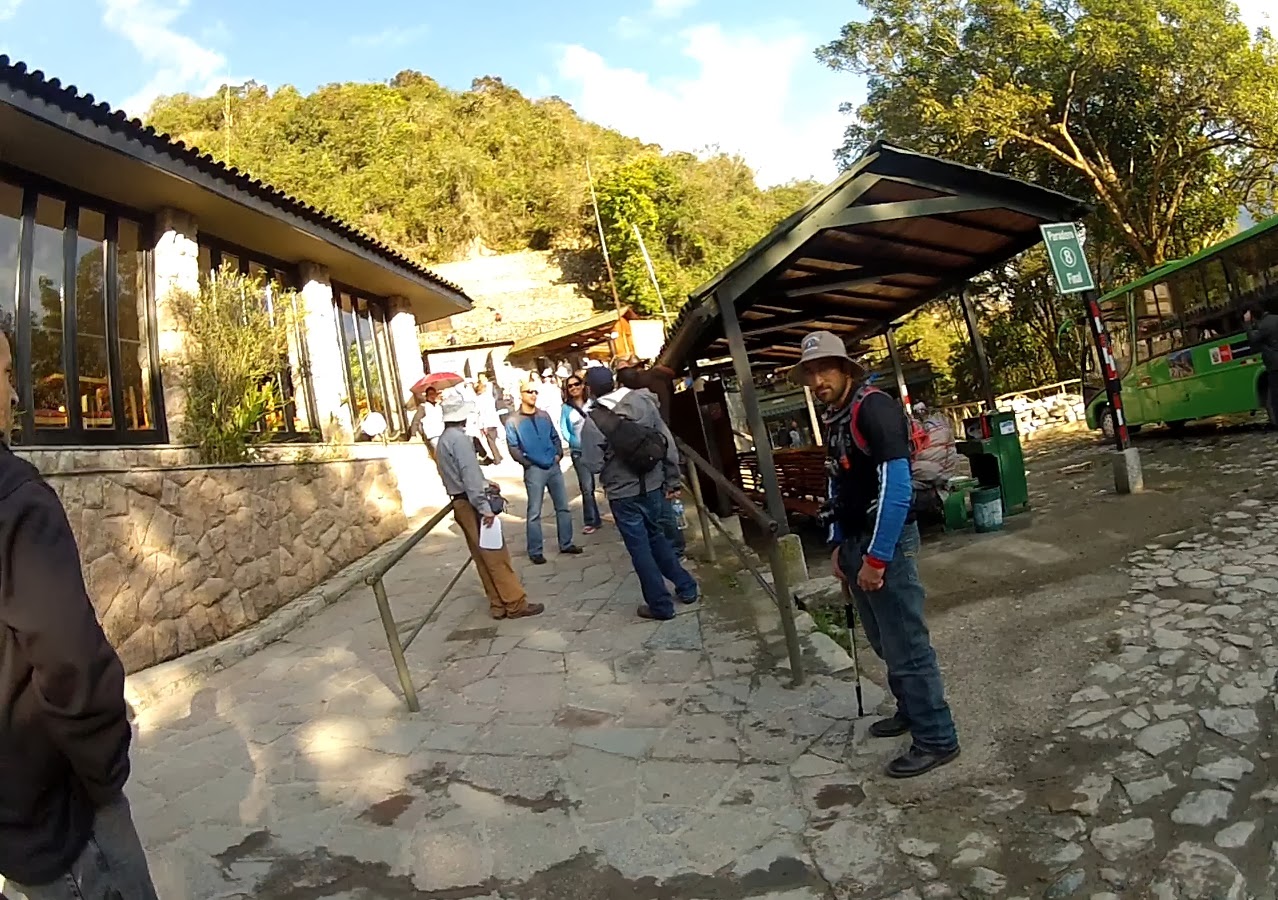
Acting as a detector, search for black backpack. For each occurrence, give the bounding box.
[589,405,668,474]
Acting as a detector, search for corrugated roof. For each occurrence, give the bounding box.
[0,55,469,300]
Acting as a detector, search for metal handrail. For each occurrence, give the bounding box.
[677,438,804,685]
[364,503,474,712]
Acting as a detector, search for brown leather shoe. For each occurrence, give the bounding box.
[508,602,545,618]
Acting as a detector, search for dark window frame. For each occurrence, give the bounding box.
[331,282,405,439]
[198,235,321,443]
[2,166,166,446]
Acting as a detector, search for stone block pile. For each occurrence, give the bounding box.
[1002,392,1087,437]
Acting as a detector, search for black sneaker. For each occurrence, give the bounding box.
[869,715,910,738]
[886,745,960,779]
[530,555,548,565]
[560,545,584,555]
[677,590,700,605]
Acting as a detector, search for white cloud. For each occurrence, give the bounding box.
[0,0,21,20]
[651,0,697,19]
[555,24,849,186]
[1234,0,1271,32]
[351,23,430,50]
[100,0,227,114]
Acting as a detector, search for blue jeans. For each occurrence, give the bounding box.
[611,490,698,619]
[841,522,958,753]
[570,451,603,529]
[6,795,159,900]
[523,464,574,557]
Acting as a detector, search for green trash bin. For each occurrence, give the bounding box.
[972,487,1004,533]
[956,411,1029,516]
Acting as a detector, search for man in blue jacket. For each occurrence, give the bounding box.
[506,380,581,564]
[793,331,959,779]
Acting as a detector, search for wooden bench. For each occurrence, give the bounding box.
[738,449,826,520]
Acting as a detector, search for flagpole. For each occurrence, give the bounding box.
[586,160,624,317]
[631,222,671,337]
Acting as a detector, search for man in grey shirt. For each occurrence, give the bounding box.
[435,393,543,620]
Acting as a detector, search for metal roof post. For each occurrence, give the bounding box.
[958,283,997,410]
[720,290,790,533]
[884,325,912,409]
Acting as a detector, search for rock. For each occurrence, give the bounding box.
[1068,710,1115,729]
[1088,662,1127,683]
[968,867,1006,896]
[1206,603,1244,618]
[898,837,939,858]
[1223,634,1255,648]
[1218,684,1267,706]
[1175,568,1216,584]
[1199,707,1259,740]
[1151,702,1191,720]
[1191,756,1254,785]
[1098,869,1127,889]
[1071,774,1113,817]
[1160,842,1246,900]
[1152,628,1190,650]
[1045,869,1086,899]
[952,832,997,868]
[1090,819,1155,861]
[922,884,955,900]
[1069,685,1112,704]
[1135,720,1191,756]
[1214,821,1255,849]
[1122,774,1175,805]
[1118,711,1148,731]
[1171,790,1233,826]
[1219,645,1241,664]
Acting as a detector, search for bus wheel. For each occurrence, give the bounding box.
[1167,420,1188,434]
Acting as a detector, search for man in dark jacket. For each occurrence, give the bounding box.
[0,333,159,898]
[581,367,698,620]
[1244,303,1278,427]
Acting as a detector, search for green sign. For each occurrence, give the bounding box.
[1040,223,1095,294]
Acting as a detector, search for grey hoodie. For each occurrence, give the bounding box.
[580,387,680,500]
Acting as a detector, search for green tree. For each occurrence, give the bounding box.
[818,0,1278,274]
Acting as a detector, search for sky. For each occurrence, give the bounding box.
[0,0,864,187]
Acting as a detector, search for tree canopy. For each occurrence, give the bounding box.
[818,0,1278,398]
[146,75,819,319]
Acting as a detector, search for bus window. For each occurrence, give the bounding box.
[1181,259,1239,342]
[1100,294,1133,376]
[1134,281,1180,362]
[1223,240,1269,308]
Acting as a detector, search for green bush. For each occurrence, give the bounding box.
[171,266,294,464]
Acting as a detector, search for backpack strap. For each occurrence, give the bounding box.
[847,384,882,456]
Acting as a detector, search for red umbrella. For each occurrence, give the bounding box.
[411,372,463,393]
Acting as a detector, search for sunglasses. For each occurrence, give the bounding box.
[521,389,537,394]
[567,381,583,387]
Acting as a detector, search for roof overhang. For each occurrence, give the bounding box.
[509,307,638,359]
[0,60,472,323]
[660,142,1091,370]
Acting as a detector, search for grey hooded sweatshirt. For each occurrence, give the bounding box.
[580,387,680,500]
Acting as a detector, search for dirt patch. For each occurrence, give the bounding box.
[358,792,416,827]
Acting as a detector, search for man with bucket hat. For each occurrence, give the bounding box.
[792,331,959,778]
[435,392,544,620]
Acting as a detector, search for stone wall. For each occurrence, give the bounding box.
[42,457,406,673]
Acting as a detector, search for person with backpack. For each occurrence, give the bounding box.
[616,365,685,558]
[793,331,959,779]
[580,367,698,620]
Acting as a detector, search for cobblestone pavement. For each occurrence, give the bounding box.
[35,441,1278,900]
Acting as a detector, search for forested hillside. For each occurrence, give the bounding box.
[146,73,821,319]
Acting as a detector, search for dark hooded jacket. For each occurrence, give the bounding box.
[0,446,132,885]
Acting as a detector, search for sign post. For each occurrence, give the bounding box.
[1039,223,1142,494]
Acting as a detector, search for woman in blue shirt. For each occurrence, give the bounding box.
[560,373,603,533]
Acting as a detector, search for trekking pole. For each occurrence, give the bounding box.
[841,582,866,718]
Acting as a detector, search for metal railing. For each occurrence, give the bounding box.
[364,504,474,712]
[676,438,805,686]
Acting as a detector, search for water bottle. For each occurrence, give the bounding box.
[671,498,687,530]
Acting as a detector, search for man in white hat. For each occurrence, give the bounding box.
[435,393,543,620]
[792,331,959,778]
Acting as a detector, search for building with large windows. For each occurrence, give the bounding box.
[1,55,471,450]
[0,57,477,672]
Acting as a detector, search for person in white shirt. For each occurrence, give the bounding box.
[409,387,446,457]
[474,377,504,464]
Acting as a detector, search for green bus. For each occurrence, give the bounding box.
[1084,213,1278,436]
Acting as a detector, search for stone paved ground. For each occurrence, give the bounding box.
[14,432,1278,900]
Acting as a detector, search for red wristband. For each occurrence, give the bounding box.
[863,555,887,571]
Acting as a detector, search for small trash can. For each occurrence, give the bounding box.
[971,487,1004,533]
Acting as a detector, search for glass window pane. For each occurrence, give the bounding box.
[0,180,20,339]
[339,293,369,424]
[118,219,156,430]
[31,195,67,429]
[221,252,241,278]
[356,298,385,416]
[1100,294,1132,376]
[198,244,212,279]
[284,288,313,433]
[373,312,400,435]
[0,181,19,444]
[74,209,113,429]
